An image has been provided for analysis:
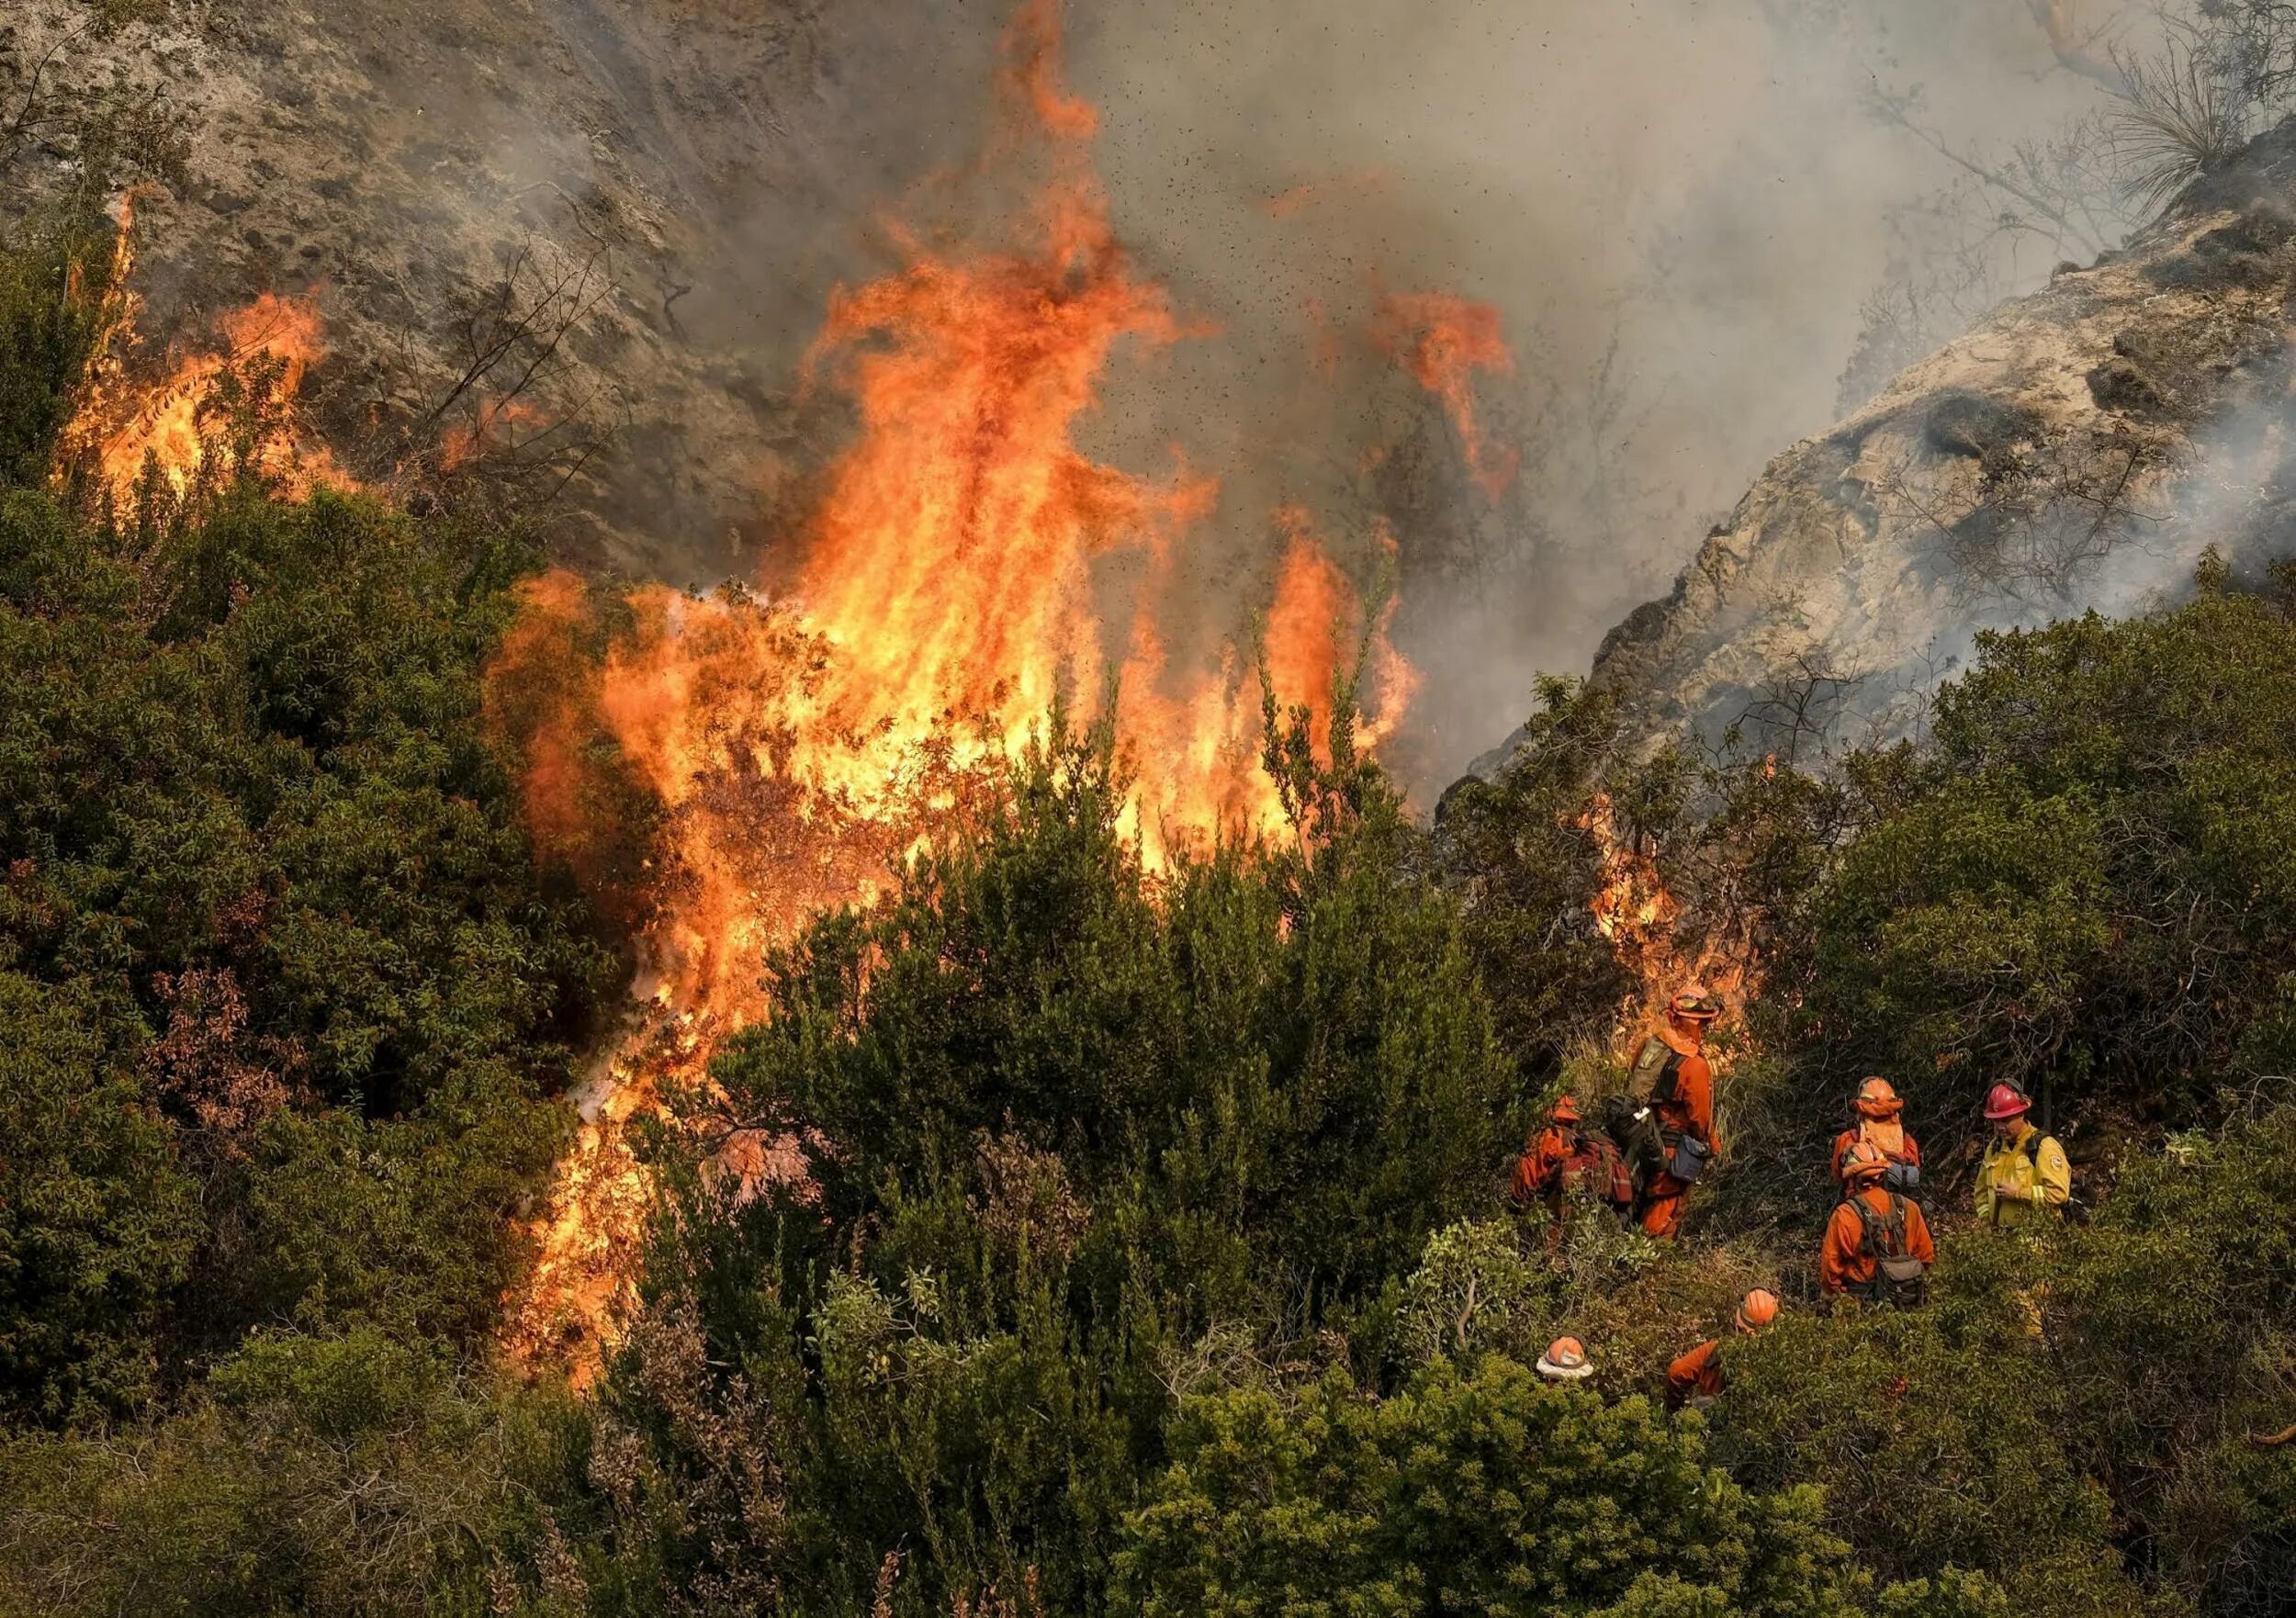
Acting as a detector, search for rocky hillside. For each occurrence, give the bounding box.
[1582,121,2296,758]
[4,0,996,574]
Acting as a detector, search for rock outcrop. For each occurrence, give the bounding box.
[1581,123,2296,758]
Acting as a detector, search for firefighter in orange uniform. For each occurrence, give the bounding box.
[1665,1287,1779,1410]
[1820,1140,1936,1306]
[1513,1095,1584,1210]
[1633,987,1722,1238]
[1829,1077,1922,1194]
[1512,1095,1633,1225]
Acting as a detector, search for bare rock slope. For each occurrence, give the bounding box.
[1583,123,2296,756]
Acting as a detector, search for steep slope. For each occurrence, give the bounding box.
[1583,122,2296,758]
[6,0,996,574]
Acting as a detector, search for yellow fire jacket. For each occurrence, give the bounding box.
[1975,1120,2071,1227]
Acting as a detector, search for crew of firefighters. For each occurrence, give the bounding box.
[1514,985,2071,1399]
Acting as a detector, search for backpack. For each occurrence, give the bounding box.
[1627,1035,1685,1108]
[1572,1133,1635,1208]
[1604,1037,1686,1183]
[1849,1193,1928,1309]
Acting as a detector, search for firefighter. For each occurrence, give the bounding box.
[1974,1083,2071,1227]
[1829,1077,1921,1194]
[1820,1140,1935,1306]
[1665,1287,1779,1410]
[1536,1335,1595,1384]
[1631,986,1722,1239]
[1512,1095,1634,1225]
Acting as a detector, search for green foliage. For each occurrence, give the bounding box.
[2040,1107,2296,1616]
[1116,1354,1987,1618]
[1716,1107,2296,1618]
[1776,587,2296,1131]
[0,971,197,1423]
[1435,675,1644,1079]
[1715,1237,2144,1618]
[728,714,1515,1309]
[0,222,111,489]
[0,1328,590,1617]
[562,720,1524,1612]
[0,230,610,1417]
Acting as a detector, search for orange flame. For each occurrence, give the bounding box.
[501,0,1428,1386]
[80,280,355,504]
[1372,290,1518,500]
[1578,791,1760,1056]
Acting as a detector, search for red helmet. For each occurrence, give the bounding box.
[1982,1083,2032,1121]
[1736,1288,1780,1331]
[1840,1140,1890,1183]
[1853,1077,1901,1118]
[1549,1094,1582,1124]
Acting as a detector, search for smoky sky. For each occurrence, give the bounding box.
[117,0,2159,791]
[1033,0,2143,787]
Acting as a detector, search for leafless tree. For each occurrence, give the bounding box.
[1868,422,2164,605]
[402,238,626,511]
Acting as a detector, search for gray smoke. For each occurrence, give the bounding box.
[1045,0,2151,790]
[19,0,2179,792]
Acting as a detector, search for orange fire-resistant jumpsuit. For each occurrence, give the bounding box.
[1665,1339,1726,1409]
[1819,1184,1936,1298]
[1638,1030,1715,1239]
[1512,1123,1580,1208]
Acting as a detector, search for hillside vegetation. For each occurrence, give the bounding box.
[0,200,2291,1618]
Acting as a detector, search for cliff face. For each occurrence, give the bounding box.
[1581,125,2296,758]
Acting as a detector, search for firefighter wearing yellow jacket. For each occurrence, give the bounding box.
[1975,1084,2071,1227]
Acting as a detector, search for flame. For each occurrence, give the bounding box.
[78,289,354,504]
[64,197,353,503]
[502,0,1424,1387]
[1578,790,1760,1055]
[438,395,549,474]
[1372,290,1518,500]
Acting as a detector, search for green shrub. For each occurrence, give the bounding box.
[0,972,197,1423]
[0,1328,588,1617]
[1773,584,2296,1140]
[1116,1353,1999,1618]
[0,222,612,1406]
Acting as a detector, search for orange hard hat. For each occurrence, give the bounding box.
[1840,1140,1890,1183]
[1549,1094,1582,1124]
[1854,1077,1901,1118]
[1670,986,1723,1022]
[1982,1083,2032,1121]
[1536,1336,1593,1380]
[1736,1288,1780,1331]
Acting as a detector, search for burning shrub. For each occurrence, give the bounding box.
[0,260,614,1402]
[577,715,1516,1611]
